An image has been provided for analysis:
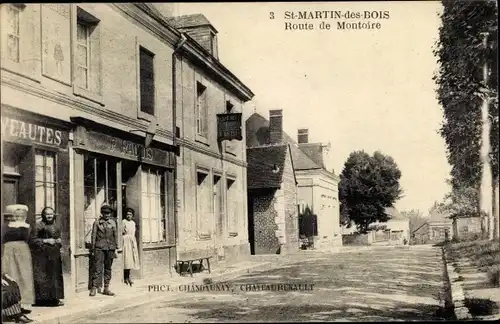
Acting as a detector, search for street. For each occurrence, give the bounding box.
[74,246,450,323]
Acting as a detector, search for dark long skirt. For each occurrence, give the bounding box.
[2,275,22,308]
[32,245,64,304]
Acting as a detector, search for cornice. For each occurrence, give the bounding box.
[1,75,174,142]
[110,4,179,48]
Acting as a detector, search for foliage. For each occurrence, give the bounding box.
[433,0,499,190]
[339,150,403,234]
[402,209,427,233]
[436,184,486,218]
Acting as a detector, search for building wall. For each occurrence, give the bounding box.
[175,57,249,263]
[247,148,298,255]
[281,146,299,254]
[1,3,182,292]
[250,190,280,255]
[454,217,483,240]
[296,170,341,249]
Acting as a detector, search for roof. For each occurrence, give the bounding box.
[298,143,325,168]
[428,208,453,224]
[247,145,288,189]
[166,14,218,32]
[245,113,323,171]
[385,207,407,221]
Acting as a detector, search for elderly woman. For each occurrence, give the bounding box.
[122,208,140,286]
[2,273,33,323]
[31,207,65,307]
[1,205,35,312]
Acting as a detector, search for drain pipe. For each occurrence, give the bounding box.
[172,33,187,246]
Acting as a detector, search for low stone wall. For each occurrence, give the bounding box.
[441,244,472,320]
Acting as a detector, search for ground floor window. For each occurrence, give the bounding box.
[83,154,118,246]
[226,178,238,236]
[141,167,167,244]
[35,149,57,221]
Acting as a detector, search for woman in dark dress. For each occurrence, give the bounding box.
[2,273,33,323]
[2,205,35,311]
[31,207,65,307]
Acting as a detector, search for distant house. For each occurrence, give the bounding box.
[246,110,342,253]
[452,214,483,241]
[369,207,410,245]
[412,209,453,244]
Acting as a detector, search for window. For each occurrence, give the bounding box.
[141,167,167,244]
[139,47,155,116]
[75,22,90,89]
[196,82,208,137]
[73,7,102,101]
[6,4,20,63]
[35,150,57,222]
[83,155,118,247]
[226,178,238,236]
[196,170,211,238]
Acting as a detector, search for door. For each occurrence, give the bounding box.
[213,175,224,260]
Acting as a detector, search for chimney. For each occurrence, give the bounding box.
[297,128,309,144]
[269,110,283,144]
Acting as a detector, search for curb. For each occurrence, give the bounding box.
[35,261,274,324]
[441,245,473,320]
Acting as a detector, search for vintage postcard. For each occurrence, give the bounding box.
[1,1,499,323]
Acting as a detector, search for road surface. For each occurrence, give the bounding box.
[75,246,450,322]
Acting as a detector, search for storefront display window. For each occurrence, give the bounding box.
[141,167,166,244]
[83,154,118,246]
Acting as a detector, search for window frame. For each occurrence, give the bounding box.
[226,175,238,237]
[5,4,21,63]
[1,4,40,82]
[136,41,156,122]
[195,166,211,240]
[195,81,209,145]
[75,21,90,90]
[81,153,120,250]
[72,6,103,105]
[34,149,58,222]
[141,166,168,245]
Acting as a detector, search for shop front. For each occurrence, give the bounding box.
[1,104,72,285]
[70,117,176,292]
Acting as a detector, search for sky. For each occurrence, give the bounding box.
[174,1,452,216]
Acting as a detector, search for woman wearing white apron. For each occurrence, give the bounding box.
[122,208,140,286]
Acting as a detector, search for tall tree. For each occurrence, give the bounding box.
[339,151,403,233]
[434,0,498,238]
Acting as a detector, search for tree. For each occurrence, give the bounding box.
[402,209,427,234]
[433,0,499,239]
[339,150,403,234]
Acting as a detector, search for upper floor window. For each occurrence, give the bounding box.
[196,82,208,137]
[139,47,155,116]
[76,22,90,89]
[210,31,218,58]
[6,4,21,63]
[73,7,102,102]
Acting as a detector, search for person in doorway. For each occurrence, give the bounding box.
[89,204,118,297]
[1,205,35,313]
[31,207,65,306]
[2,273,33,323]
[122,208,140,286]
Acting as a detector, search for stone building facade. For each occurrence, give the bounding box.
[1,3,253,293]
[246,110,342,252]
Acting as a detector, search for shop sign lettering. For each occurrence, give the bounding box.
[110,138,154,162]
[1,117,67,147]
[84,130,174,168]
